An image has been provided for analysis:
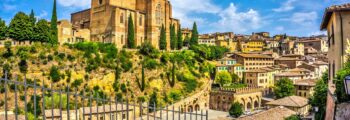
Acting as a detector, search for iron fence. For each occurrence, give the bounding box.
[0,72,209,120]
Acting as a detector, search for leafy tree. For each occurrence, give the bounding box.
[50,0,58,45]
[309,72,328,120]
[34,19,50,43]
[190,22,198,46]
[0,18,6,40]
[275,78,295,99]
[49,66,61,82]
[138,42,160,58]
[8,12,33,41]
[170,24,177,50]
[177,25,183,50]
[159,24,167,50]
[167,61,176,87]
[229,102,243,118]
[127,14,135,48]
[215,71,232,87]
[335,60,350,103]
[231,73,240,83]
[285,115,301,120]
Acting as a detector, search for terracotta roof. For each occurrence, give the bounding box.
[245,69,268,73]
[275,57,301,61]
[313,61,328,65]
[235,53,273,58]
[237,106,296,120]
[275,72,305,77]
[294,79,317,86]
[218,57,235,61]
[288,68,311,72]
[266,96,309,107]
[321,3,350,30]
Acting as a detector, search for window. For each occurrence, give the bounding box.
[120,13,124,24]
[122,113,126,119]
[139,16,143,26]
[156,4,161,24]
[121,35,124,44]
[99,0,103,5]
[100,116,103,120]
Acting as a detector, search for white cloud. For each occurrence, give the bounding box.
[273,0,297,12]
[57,0,90,8]
[210,3,264,33]
[3,4,16,11]
[36,10,48,19]
[275,26,285,31]
[170,0,220,28]
[289,12,317,25]
[308,31,327,36]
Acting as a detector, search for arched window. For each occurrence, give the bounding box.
[121,35,124,44]
[99,0,103,5]
[155,4,161,24]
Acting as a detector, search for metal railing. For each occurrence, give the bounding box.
[0,72,209,120]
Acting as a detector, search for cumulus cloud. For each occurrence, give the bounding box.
[273,0,297,12]
[210,3,264,33]
[288,12,317,25]
[57,0,90,8]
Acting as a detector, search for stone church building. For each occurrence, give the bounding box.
[71,0,180,49]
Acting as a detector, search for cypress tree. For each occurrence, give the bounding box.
[190,22,199,46]
[177,25,183,50]
[127,14,136,48]
[0,18,6,40]
[29,9,36,41]
[170,24,177,50]
[50,0,58,45]
[159,24,167,50]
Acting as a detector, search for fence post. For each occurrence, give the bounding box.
[4,71,8,120]
[89,91,92,120]
[109,97,112,120]
[178,107,180,120]
[67,85,70,120]
[115,96,118,120]
[24,76,28,120]
[153,103,156,120]
[74,88,78,120]
[14,76,19,120]
[51,82,54,120]
[59,87,63,120]
[34,79,37,119]
[42,80,46,120]
[172,105,174,120]
[103,95,106,120]
[166,105,168,120]
[206,110,208,120]
[126,97,129,120]
[201,110,203,120]
[133,100,136,120]
[139,102,143,120]
[147,102,149,120]
[82,90,85,120]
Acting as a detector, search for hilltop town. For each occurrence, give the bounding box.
[1,0,350,120]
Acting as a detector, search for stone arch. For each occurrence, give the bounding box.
[188,105,193,112]
[195,104,200,111]
[254,100,259,109]
[246,102,252,111]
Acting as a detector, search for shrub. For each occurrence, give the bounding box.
[143,58,159,70]
[229,102,243,118]
[49,66,61,82]
[71,79,83,88]
[168,89,182,102]
[215,71,232,87]
[138,42,160,58]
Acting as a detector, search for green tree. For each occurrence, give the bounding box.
[183,35,190,47]
[0,18,6,40]
[8,12,32,41]
[275,78,295,99]
[34,19,50,43]
[50,0,58,45]
[29,9,36,25]
[127,14,135,48]
[231,73,240,83]
[136,64,146,92]
[177,25,183,50]
[215,71,232,87]
[190,22,198,46]
[229,102,243,118]
[49,66,61,82]
[170,24,177,50]
[167,61,176,87]
[18,59,28,75]
[138,41,160,59]
[159,24,167,50]
[3,41,13,58]
[309,72,328,120]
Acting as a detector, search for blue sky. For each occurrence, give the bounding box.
[0,0,349,37]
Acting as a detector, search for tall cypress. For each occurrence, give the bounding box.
[127,14,136,48]
[29,9,36,41]
[190,22,199,46]
[177,25,183,50]
[170,24,177,50]
[50,0,58,45]
[159,24,166,50]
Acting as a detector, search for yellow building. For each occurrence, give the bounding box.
[71,0,180,49]
[57,20,90,45]
[233,53,274,71]
[294,79,316,98]
[244,67,279,95]
[242,40,265,52]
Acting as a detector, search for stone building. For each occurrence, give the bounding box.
[298,37,328,53]
[209,87,263,112]
[232,53,274,71]
[320,3,350,119]
[216,57,244,79]
[58,20,90,45]
[71,0,180,49]
[294,79,317,98]
[266,96,310,116]
[236,106,296,120]
[244,67,280,95]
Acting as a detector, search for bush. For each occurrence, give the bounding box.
[168,89,182,102]
[71,79,83,88]
[229,102,243,118]
[49,66,61,82]
[143,58,159,70]
[139,42,160,58]
[215,71,232,87]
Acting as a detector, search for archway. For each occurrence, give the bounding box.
[188,106,193,112]
[246,102,252,111]
[195,104,200,111]
[254,101,259,110]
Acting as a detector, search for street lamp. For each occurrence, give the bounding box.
[343,75,350,95]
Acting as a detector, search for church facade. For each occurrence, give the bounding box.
[71,0,180,49]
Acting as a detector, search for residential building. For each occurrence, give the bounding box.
[275,57,304,69]
[58,20,90,45]
[280,40,305,55]
[181,28,192,39]
[320,3,350,119]
[216,57,244,79]
[266,96,310,116]
[232,53,274,71]
[71,0,180,49]
[242,40,265,52]
[298,37,328,53]
[244,67,280,95]
[294,79,317,98]
[236,106,297,120]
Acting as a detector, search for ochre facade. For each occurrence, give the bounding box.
[71,0,180,49]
